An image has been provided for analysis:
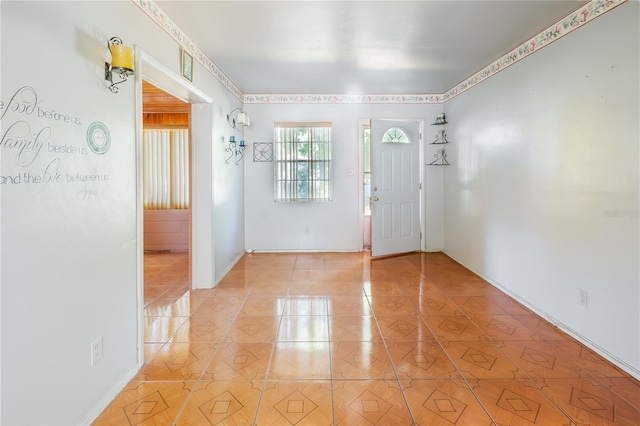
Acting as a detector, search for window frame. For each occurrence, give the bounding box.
[273,122,333,202]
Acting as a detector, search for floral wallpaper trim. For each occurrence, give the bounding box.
[133,0,626,105]
[243,94,442,104]
[442,0,628,102]
[131,0,243,101]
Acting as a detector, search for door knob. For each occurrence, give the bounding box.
[372,197,379,201]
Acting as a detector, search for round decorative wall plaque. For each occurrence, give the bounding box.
[86,122,111,155]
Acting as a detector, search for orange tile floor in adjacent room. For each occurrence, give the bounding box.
[94,251,640,425]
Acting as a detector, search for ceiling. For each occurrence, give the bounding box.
[154,1,588,95]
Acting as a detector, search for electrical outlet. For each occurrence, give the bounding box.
[91,336,103,365]
[579,289,588,308]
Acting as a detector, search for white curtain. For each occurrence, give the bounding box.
[143,129,189,209]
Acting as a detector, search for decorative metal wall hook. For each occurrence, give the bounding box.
[105,37,135,93]
[429,148,450,166]
[225,136,246,165]
[432,129,449,144]
[226,107,250,131]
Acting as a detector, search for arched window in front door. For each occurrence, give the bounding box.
[381,127,410,144]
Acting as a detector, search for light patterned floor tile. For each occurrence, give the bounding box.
[144,316,189,344]
[291,269,326,282]
[91,252,640,426]
[237,295,287,316]
[440,340,525,380]
[387,341,461,380]
[143,292,203,317]
[192,296,244,317]
[402,380,494,425]
[171,315,229,343]
[469,378,573,425]
[326,281,366,297]
[277,315,330,342]
[421,315,487,342]
[414,294,465,316]
[249,280,291,294]
[333,380,413,426]
[362,280,407,297]
[203,342,272,381]
[536,377,640,425]
[144,343,165,364]
[254,270,294,283]
[329,315,383,342]
[268,342,331,380]
[511,314,572,341]
[468,314,539,341]
[282,297,329,315]
[256,381,333,426]
[136,342,216,381]
[449,295,508,316]
[224,315,281,343]
[368,296,419,316]
[288,281,327,296]
[331,341,396,380]
[597,377,640,410]
[376,315,436,342]
[174,381,262,426]
[548,339,632,378]
[486,294,535,315]
[327,296,372,316]
[94,381,193,426]
[496,339,589,380]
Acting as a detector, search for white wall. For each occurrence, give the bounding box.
[0,1,245,424]
[243,103,444,252]
[443,3,639,375]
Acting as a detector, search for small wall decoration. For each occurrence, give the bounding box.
[253,143,273,162]
[429,148,450,166]
[86,122,111,155]
[428,113,451,165]
[181,49,193,81]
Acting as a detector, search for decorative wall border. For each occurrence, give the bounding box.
[133,0,627,105]
[131,0,243,101]
[243,94,442,104]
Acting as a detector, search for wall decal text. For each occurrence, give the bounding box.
[1,86,111,200]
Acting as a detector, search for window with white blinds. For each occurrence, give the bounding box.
[274,122,332,202]
[143,129,189,209]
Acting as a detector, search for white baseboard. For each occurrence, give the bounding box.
[442,250,640,381]
[79,362,142,425]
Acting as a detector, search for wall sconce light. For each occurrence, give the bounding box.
[225,136,246,165]
[227,107,251,130]
[105,37,135,93]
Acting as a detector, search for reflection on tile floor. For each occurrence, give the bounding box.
[94,251,640,425]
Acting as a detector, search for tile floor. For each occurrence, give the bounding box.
[94,251,640,425]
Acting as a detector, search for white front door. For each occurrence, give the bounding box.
[370,120,421,257]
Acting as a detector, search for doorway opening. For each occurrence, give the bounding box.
[136,48,214,366]
[141,81,192,336]
[360,120,371,250]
